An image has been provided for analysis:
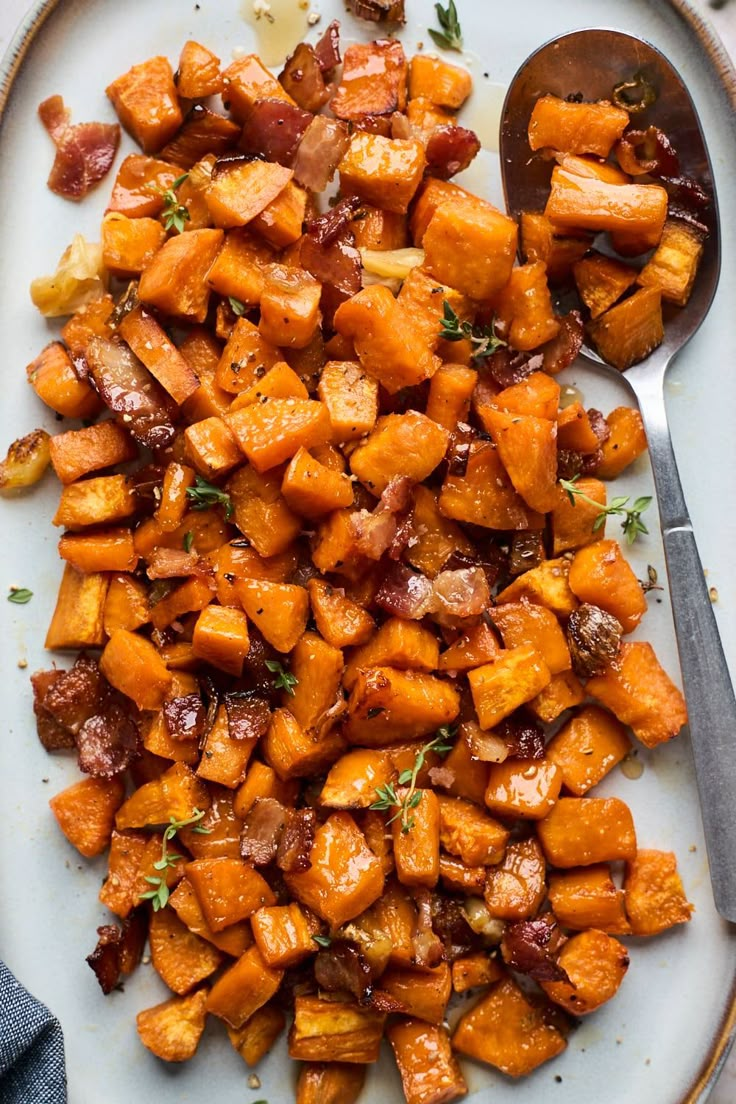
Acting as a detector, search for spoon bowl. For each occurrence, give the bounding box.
[501,29,736,923]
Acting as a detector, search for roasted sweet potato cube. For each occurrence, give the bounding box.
[388,1020,467,1104]
[227,464,301,558]
[206,944,284,1029]
[484,837,547,920]
[332,39,407,120]
[494,261,560,351]
[138,228,224,323]
[491,601,571,676]
[597,406,648,479]
[317,360,379,441]
[468,646,551,730]
[230,362,309,410]
[439,440,541,532]
[118,305,199,405]
[221,53,295,121]
[588,641,688,749]
[285,813,384,928]
[452,953,504,994]
[396,269,471,353]
[259,264,322,349]
[541,929,629,1015]
[406,95,456,143]
[520,211,592,284]
[637,217,705,306]
[546,167,667,250]
[588,286,664,371]
[262,707,346,781]
[546,705,631,796]
[149,575,216,632]
[624,849,693,936]
[27,341,101,419]
[149,906,223,995]
[537,796,637,867]
[350,410,449,495]
[527,670,585,724]
[573,253,638,319]
[423,196,517,300]
[569,538,647,633]
[288,632,345,733]
[346,667,459,747]
[206,227,274,306]
[556,403,601,454]
[453,976,566,1076]
[320,748,393,810]
[49,420,136,485]
[98,830,148,917]
[107,56,182,153]
[308,578,374,649]
[183,416,241,480]
[289,996,386,1063]
[107,153,179,217]
[409,54,472,109]
[50,776,125,858]
[206,158,293,228]
[57,527,137,574]
[406,486,474,580]
[352,205,409,251]
[187,857,275,931]
[282,448,353,517]
[191,605,250,676]
[528,94,629,156]
[425,364,477,430]
[496,557,578,618]
[251,902,316,968]
[227,1002,285,1068]
[548,865,631,934]
[226,397,331,473]
[169,878,253,957]
[392,789,441,889]
[45,565,109,650]
[101,213,166,278]
[177,39,222,98]
[478,408,558,514]
[381,962,452,1026]
[252,181,309,248]
[100,629,172,711]
[180,330,230,422]
[550,477,607,555]
[235,579,308,653]
[310,508,372,579]
[197,704,256,788]
[334,285,440,395]
[439,730,490,806]
[410,178,469,246]
[296,1063,366,1104]
[437,795,508,867]
[215,316,281,394]
[116,762,210,830]
[136,989,208,1062]
[484,758,562,820]
[53,474,136,530]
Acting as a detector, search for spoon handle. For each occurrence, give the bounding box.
[633,372,736,922]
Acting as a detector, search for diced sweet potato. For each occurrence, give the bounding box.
[317,360,379,441]
[296,1063,366,1104]
[169,878,253,957]
[226,397,331,473]
[468,646,552,730]
[439,440,542,532]
[251,902,316,968]
[58,528,137,574]
[116,762,210,831]
[495,557,578,618]
[350,411,449,495]
[150,906,223,995]
[484,758,562,820]
[439,730,490,806]
[259,264,322,349]
[308,578,374,649]
[574,253,638,319]
[423,196,517,300]
[107,56,182,153]
[588,287,665,371]
[227,1002,286,1068]
[346,667,460,747]
[191,605,250,676]
[138,228,224,323]
[550,477,606,555]
[289,996,386,1063]
[50,776,125,858]
[624,849,693,936]
[389,1020,467,1104]
[118,304,200,405]
[262,707,346,781]
[107,153,179,217]
[557,403,601,454]
[407,486,474,580]
[637,217,705,306]
[478,407,558,514]
[397,269,471,353]
[546,705,631,796]
[537,796,637,866]
[528,95,628,157]
[409,54,472,109]
[102,213,166,278]
[392,789,441,889]
[437,795,509,867]
[206,944,284,1029]
[285,812,384,928]
[332,40,407,121]
[494,262,560,351]
[53,474,136,531]
[136,989,208,1062]
[49,420,137,485]
[527,670,585,724]
[451,953,504,994]
[520,211,591,284]
[177,39,222,98]
[597,406,648,480]
[235,579,308,653]
[541,929,629,1015]
[45,565,109,650]
[187,856,276,931]
[334,285,440,395]
[546,167,667,252]
[221,54,295,122]
[282,448,353,518]
[27,341,101,419]
[587,640,688,749]
[484,836,547,920]
[206,158,293,228]
[253,181,309,248]
[287,632,345,733]
[215,316,281,394]
[453,977,567,1076]
[339,133,425,214]
[491,601,571,676]
[344,618,439,691]
[548,865,631,934]
[100,629,172,711]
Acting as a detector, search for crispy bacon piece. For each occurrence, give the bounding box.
[239,99,313,166]
[376,562,435,620]
[501,918,569,984]
[486,347,544,389]
[431,567,490,626]
[293,115,350,192]
[76,702,140,778]
[425,125,481,180]
[313,20,342,72]
[160,104,240,169]
[163,694,206,742]
[348,0,406,22]
[276,808,317,874]
[280,44,330,113]
[146,548,200,579]
[86,912,147,995]
[411,887,445,969]
[306,197,364,248]
[85,337,177,452]
[494,711,546,760]
[39,94,120,201]
[223,693,271,742]
[314,940,373,1003]
[41,654,104,735]
[301,230,362,328]
[349,476,414,560]
[542,311,584,376]
[431,893,479,962]
[31,670,76,751]
[240,797,288,866]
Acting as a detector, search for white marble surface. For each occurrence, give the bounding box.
[0,0,734,1099]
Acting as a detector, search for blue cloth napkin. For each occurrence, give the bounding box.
[0,961,66,1104]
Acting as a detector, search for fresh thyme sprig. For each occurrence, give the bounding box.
[139,808,211,912]
[312,934,332,949]
[185,475,234,519]
[640,564,663,593]
[7,587,33,604]
[429,0,463,52]
[160,173,190,233]
[560,475,652,545]
[439,301,507,364]
[228,296,246,317]
[265,659,298,696]
[370,730,454,834]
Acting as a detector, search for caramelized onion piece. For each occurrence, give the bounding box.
[85,336,177,451]
[494,711,546,760]
[376,562,434,620]
[0,428,51,493]
[461,721,509,764]
[224,693,271,742]
[567,603,623,678]
[542,311,584,376]
[616,125,679,177]
[411,887,445,968]
[279,44,330,113]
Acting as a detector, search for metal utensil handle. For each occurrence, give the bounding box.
[635,373,736,922]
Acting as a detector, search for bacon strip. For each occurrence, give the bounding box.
[39,94,120,201]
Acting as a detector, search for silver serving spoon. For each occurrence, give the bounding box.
[501,29,736,922]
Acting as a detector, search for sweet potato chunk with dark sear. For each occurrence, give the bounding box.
[540,929,630,1015]
[107,56,183,153]
[332,40,407,122]
[346,666,460,747]
[289,997,386,1063]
